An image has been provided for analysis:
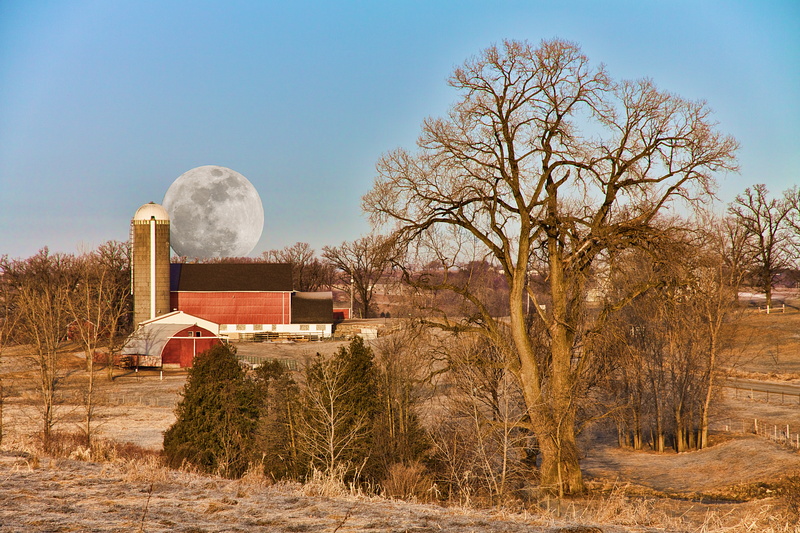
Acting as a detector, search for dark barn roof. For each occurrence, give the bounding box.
[170,263,293,292]
[291,292,334,324]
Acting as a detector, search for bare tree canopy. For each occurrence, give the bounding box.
[0,248,78,449]
[364,39,737,495]
[728,184,793,308]
[262,242,333,292]
[322,234,397,318]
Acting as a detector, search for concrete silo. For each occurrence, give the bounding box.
[131,202,171,327]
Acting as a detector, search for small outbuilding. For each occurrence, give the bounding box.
[122,322,220,368]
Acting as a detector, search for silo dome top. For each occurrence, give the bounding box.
[133,202,170,221]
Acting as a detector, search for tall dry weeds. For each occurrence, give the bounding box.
[381,461,435,502]
[569,485,673,529]
[121,455,170,484]
[302,465,350,498]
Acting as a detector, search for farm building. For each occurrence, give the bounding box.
[122,318,221,368]
[125,202,336,367]
[169,263,334,340]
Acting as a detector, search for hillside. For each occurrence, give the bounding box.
[5,307,800,531]
[0,452,651,533]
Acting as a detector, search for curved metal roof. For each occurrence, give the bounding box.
[122,323,187,357]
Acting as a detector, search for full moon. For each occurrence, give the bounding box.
[162,165,264,258]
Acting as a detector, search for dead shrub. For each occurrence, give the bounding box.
[382,461,434,502]
[238,462,272,491]
[69,445,92,461]
[302,465,348,498]
[577,485,661,527]
[46,431,87,458]
[33,430,158,464]
[98,440,158,462]
[28,454,40,470]
[121,455,170,483]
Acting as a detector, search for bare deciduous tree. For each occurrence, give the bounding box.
[728,184,793,309]
[371,324,432,477]
[298,353,371,475]
[322,234,397,318]
[364,39,737,494]
[0,262,20,447]
[68,254,103,448]
[94,241,133,381]
[607,219,742,453]
[67,242,132,447]
[1,249,77,450]
[694,217,746,449]
[262,242,333,291]
[428,335,530,505]
[720,214,753,302]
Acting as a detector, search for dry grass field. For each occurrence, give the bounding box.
[5,305,800,531]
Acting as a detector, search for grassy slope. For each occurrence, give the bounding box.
[5,308,800,531]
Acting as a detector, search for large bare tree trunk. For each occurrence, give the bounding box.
[509,260,585,494]
[700,329,717,450]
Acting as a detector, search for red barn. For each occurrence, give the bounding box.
[170,263,294,325]
[123,263,336,368]
[169,263,333,339]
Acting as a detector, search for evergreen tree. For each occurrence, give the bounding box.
[163,344,258,478]
[253,360,301,480]
[335,335,380,457]
[371,365,430,477]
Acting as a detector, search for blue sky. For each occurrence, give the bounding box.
[1,0,798,259]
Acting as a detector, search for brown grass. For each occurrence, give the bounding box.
[3,441,800,531]
[725,298,800,377]
[7,320,800,531]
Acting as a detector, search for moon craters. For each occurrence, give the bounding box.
[162,165,264,259]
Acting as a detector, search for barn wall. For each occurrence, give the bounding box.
[170,291,291,325]
[161,326,221,367]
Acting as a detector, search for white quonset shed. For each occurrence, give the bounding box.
[122,313,221,368]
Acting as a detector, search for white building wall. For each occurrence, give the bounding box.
[219,323,332,339]
[139,311,219,335]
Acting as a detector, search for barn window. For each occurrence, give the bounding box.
[271,324,277,331]
[254,324,263,331]
[220,324,228,331]
[316,324,326,331]
[236,324,246,331]
[195,331,202,337]
[299,324,310,331]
